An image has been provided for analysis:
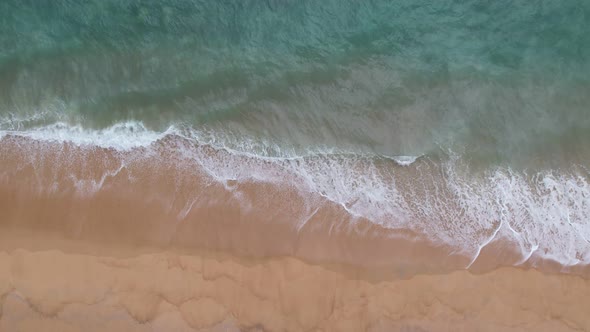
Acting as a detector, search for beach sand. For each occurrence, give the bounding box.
[0,228,588,332]
[1,138,589,331]
[2,1,590,330]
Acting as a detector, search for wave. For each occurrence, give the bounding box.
[0,120,423,163]
[2,121,172,150]
[387,155,422,166]
[0,122,589,273]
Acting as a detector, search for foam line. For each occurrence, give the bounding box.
[466,221,503,269]
[296,207,320,233]
[516,244,539,266]
[1,121,590,268]
[389,155,422,166]
[1,122,175,150]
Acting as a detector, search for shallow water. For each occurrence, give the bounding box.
[0,0,589,272]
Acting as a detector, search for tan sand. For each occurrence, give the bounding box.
[2,136,588,277]
[0,229,589,332]
[1,137,589,331]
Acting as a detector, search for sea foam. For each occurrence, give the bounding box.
[2,121,174,150]
[1,121,589,269]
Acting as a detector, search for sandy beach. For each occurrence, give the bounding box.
[2,2,590,330]
[1,137,590,331]
[0,227,587,332]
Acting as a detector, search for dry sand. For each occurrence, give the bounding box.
[0,229,588,332]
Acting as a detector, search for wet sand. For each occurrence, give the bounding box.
[1,137,590,331]
[1,136,588,277]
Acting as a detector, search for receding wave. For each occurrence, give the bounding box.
[1,122,588,275]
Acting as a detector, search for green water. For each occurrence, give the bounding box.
[1,0,589,168]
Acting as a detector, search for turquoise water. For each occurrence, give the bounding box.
[1,0,589,168]
[1,1,590,268]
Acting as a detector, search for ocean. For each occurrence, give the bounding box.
[0,0,589,273]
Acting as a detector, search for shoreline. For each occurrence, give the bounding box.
[2,135,589,277]
[1,228,589,332]
[2,136,589,331]
[0,226,588,282]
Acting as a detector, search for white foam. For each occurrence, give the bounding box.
[466,221,503,269]
[1,121,420,165]
[389,155,421,166]
[71,162,128,196]
[0,109,60,131]
[2,121,590,268]
[1,121,175,150]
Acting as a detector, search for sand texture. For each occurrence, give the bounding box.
[0,235,588,332]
